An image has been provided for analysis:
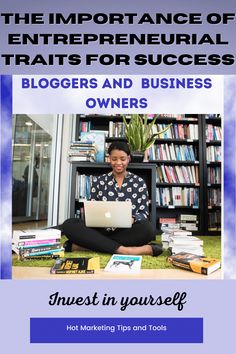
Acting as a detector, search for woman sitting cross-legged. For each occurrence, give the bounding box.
[62,141,163,257]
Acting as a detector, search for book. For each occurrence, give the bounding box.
[50,257,100,274]
[169,236,203,247]
[20,247,65,260]
[169,246,204,256]
[67,155,95,162]
[104,254,142,273]
[12,229,61,242]
[19,251,65,261]
[178,214,198,221]
[171,230,192,236]
[80,131,105,162]
[168,235,203,255]
[180,222,198,231]
[19,243,62,255]
[17,238,61,247]
[159,217,176,224]
[167,252,221,275]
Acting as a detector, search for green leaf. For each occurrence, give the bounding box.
[123,114,172,153]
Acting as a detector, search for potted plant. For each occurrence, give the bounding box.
[123,114,171,162]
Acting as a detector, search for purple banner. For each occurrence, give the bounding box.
[0,0,236,74]
[30,317,203,343]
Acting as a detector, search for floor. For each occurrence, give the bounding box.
[12,221,222,280]
[12,220,48,231]
[12,266,222,280]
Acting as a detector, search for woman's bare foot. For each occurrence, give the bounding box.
[71,243,90,252]
[116,244,153,256]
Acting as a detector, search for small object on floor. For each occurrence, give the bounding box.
[104,254,142,273]
[50,256,100,274]
[167,252,221,275]
[63,240,72,252]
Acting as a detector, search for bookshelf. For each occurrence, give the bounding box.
[202,114,222,235]
[70,114,222,236]
[147,114,203,234]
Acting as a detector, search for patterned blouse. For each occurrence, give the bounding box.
[91,171,149,222]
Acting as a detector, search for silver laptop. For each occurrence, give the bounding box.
[84,201,132,228]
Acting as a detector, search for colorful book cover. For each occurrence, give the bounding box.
[168,252,221,275]
[80,131,105,162]
[104,255,142,273]
[50,257,100,274]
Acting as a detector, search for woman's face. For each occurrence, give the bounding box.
[109,149,130,175]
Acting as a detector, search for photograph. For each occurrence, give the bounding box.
[11,113,221,280]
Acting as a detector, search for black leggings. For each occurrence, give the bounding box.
[62,218,155,254]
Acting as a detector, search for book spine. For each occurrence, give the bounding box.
[15,235,61,242]
[20,248,64,259]
[18,238,60,246]
[19,244,61,254]
[51,269,95,274]
[169,260,192,272]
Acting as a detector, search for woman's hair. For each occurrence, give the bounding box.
[108,141,131,156]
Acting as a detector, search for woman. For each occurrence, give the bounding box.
[62,141,162,256]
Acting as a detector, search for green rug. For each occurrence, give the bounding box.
[12,236,221,270]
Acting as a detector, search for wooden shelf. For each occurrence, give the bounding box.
[156,183,200,187]
[154,118,199,125]
[106,137,127,142]
[206,140,221,146]
[150,160,199,165]
[156,205,199,209]
[154,138,199,144]
[207,184,221,188]
[207,161,221,166]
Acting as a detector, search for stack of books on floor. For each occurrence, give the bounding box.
[168,235,204,256]
[67,140,97,162]
[12,229,64,260]
[161,223,204,256]
[161,223,182,249]
[177,214,198,231]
